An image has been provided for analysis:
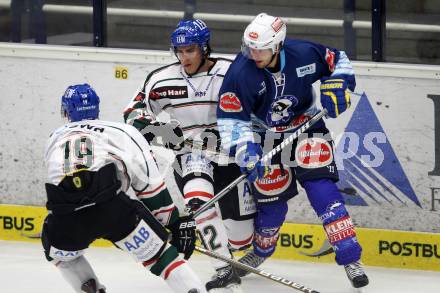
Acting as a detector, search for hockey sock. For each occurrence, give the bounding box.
[56,255,105,292]
[196,207,233,269]
[184,178,232,270]
[303,178,362,265]
[165,261,207,293]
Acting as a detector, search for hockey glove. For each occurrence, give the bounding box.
[140,119,185,151]
[320,77,351,118]
[167,215,196,260]
[235,142,269,182]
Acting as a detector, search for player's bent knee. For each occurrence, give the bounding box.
[224,218,254,251]
[319,201,362,265]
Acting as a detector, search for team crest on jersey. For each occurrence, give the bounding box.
[295,137,333,169]
[254,166,292,196]
[219,92,242,112]
[266,95,299,127]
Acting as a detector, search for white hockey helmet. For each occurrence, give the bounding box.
[242,13,287,57]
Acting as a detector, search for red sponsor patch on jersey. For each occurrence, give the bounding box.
[325,48,336,72]
[219,92,242,112]
[275,114,311,132]
[135,92,145,101]
[295,137,333,168]
[324,216,356,245]
[248,31,259,40]
[271,17,284,33]
[148,91,160,100]
[254,165,292,196]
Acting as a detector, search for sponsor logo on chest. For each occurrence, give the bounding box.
[296,63,316,77]
[154,86,188,99]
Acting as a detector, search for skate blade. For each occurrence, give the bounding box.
[227,284,244,293]
[351,287,367,293]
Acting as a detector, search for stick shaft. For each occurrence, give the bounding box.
[195,246,320,293]
[193,109,327,218]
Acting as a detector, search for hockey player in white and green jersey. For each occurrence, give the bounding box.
[42,83,207,293]
[124,20,257,292]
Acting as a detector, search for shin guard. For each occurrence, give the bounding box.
[320,202,362,265]
[303,179,362,265]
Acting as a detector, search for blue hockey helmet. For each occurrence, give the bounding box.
[171,19,211,56]
[61,83,100,122]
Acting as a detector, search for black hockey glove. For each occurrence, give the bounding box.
[140,119,184,151]
[167,215,196,260]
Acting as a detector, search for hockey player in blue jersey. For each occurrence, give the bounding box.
[217,13,369,289]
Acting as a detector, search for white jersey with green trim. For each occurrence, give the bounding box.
[125,58,231,139]
[44,119,165,197]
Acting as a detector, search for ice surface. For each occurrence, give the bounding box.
[0,241,438,293]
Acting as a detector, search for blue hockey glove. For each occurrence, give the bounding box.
[320,78,351,118]
[235,142,269,182]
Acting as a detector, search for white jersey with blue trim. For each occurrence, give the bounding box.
[45,120,163,196]
[217,38,355,152]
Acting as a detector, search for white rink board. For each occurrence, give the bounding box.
[0,43,439,232]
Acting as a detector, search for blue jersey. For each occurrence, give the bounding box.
[217,38,355,153]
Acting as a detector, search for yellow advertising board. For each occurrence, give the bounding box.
[1,204,439,271]
[275,223,440,271]
[0,204,110,247]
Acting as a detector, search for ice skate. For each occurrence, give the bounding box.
[81,278,106,293]
[344,261,369,288]
[205,265,242,293]
[235,251,266,277]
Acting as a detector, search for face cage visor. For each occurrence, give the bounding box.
[240,38,278,59]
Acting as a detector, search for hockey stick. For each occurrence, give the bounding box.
[195,246,320,293]
[193,109,328,218]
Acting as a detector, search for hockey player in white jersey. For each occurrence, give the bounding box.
[124,20,256,292]
[42,83,207,293]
